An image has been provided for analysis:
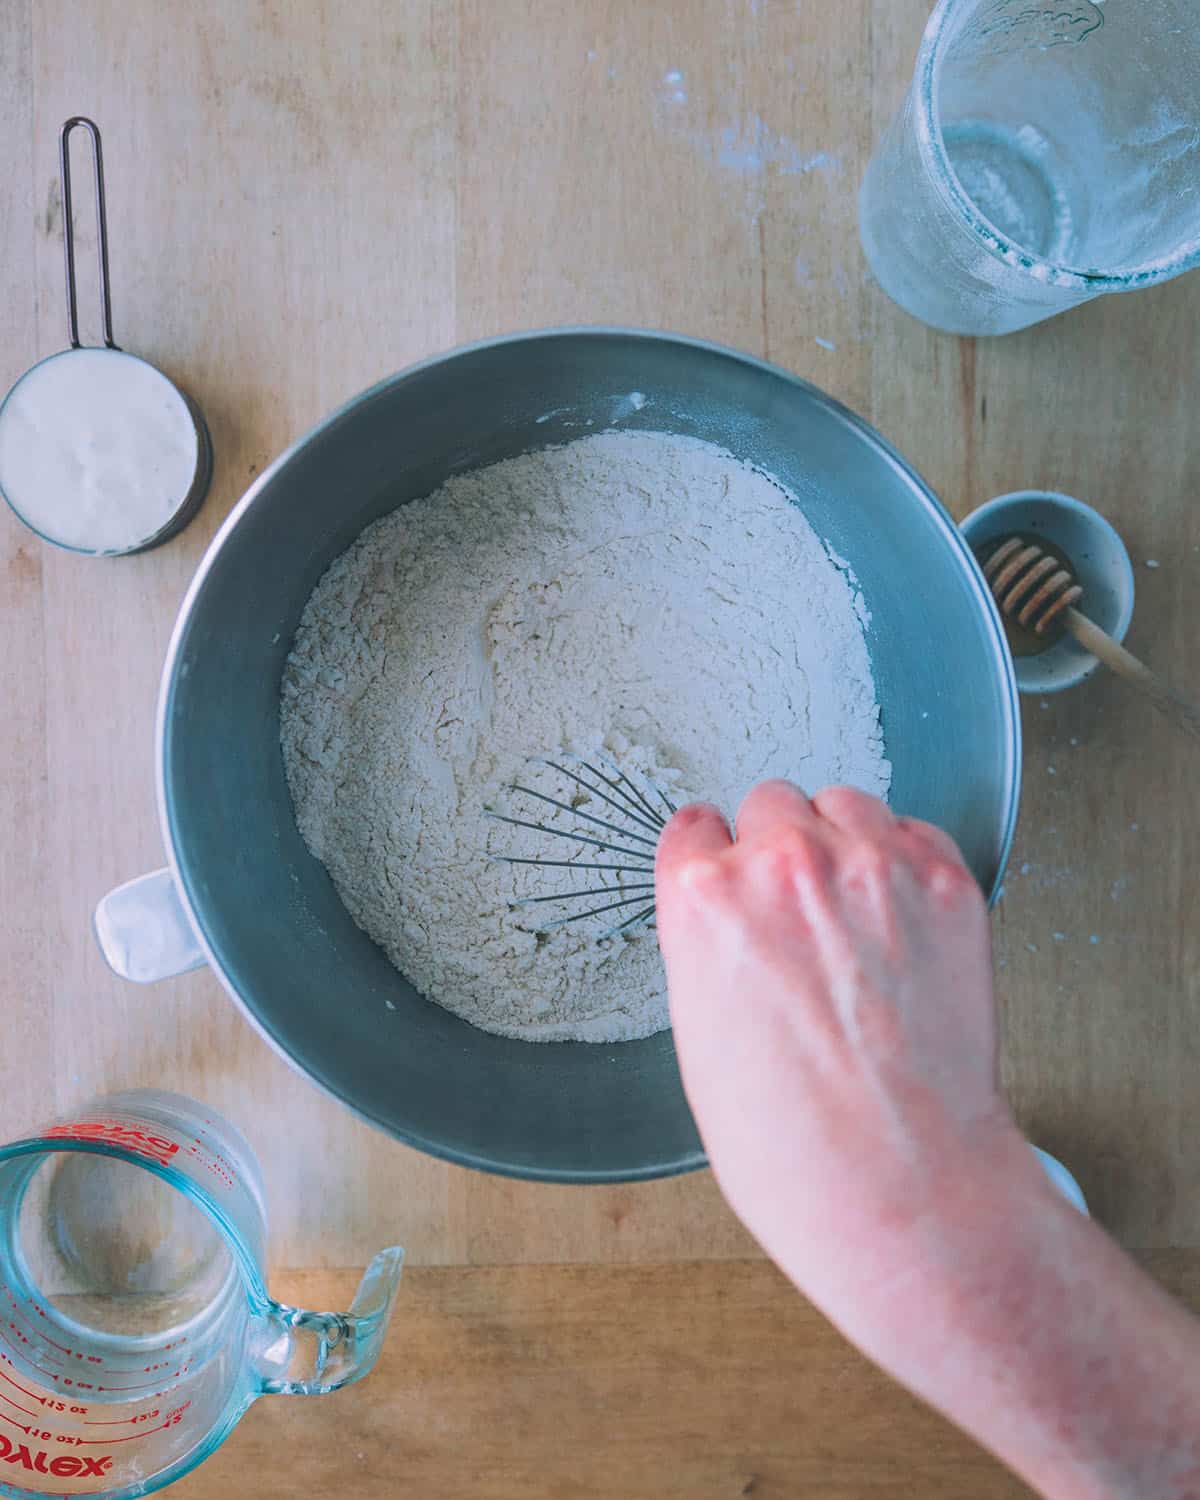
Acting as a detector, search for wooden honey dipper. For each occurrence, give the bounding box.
[983,537,1200,744]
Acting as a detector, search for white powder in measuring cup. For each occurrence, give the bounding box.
[0,348,199,553]
[280,431,890,1043]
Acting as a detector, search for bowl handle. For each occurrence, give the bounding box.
[93,868,207,983]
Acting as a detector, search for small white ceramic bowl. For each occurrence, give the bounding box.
[960,491,1135,694]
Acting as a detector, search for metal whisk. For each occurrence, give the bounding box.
[485,756,677,937]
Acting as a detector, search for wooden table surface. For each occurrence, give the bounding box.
[3,1,1198,1494]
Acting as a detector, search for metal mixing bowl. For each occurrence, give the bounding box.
[158,329,1020,1182]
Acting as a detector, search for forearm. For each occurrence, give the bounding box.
[657,786,1200,1496]
[837,1132,1200,1500]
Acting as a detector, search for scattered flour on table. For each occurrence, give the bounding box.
[280,431,890,1043]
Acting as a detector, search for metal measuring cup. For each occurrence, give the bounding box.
[0,1089,403,1498]
[0,119,212,556]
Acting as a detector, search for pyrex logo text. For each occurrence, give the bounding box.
[0,1434,112,1478]
[43,1120,180,1171]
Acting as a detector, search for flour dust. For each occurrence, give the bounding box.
[280,431,890,1042]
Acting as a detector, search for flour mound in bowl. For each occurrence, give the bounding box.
[280,431,890,1043]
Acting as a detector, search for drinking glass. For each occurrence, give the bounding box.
[860,0,1200,334]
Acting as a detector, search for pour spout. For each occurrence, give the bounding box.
[252,1247,404,1396]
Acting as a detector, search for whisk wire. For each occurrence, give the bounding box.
[514,881,655,908]
[539,890,660,931]
[488,756,678,938]
[533,758,665,835]
[507,783,660,849]
[492,856,655,875]
[600,902,659,939]
[583,755,676,825]
[484,808,654,865]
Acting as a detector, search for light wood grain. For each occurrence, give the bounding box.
[0,0,45,1149]
[172,1259,1036,1499]
[1064,607,1200,746]
[3,0,1199,1281]
[166,1252,1200,1499]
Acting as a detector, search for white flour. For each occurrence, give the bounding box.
[280,431,890,1043]
[0,349,198,553]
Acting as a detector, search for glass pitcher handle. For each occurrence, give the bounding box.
[93,867,207,982]
[253,1247,405,1396]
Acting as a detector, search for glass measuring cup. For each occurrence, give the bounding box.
[0,1090,402,1498]
[860,0,1200,334]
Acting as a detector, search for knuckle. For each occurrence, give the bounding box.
[744,843,794,894]
[781,827,829,875]
[841,844,894,891]
[814,784,869,815]
[896,816,964,861]
[925,858,981,909]
[673,853,730,900]
[757,777,803,797]
[671,802,720,833]
[737,781,775,817]
[743,829,826,894]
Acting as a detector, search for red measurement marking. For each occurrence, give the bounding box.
[175,1134,237,1189]
[0,1328,61,1384]
[104,1369,160,1377]
[16,1314,69,1362]
[0,1369,43,1407]
[100,1361,169,1376]
[0,1386,39,1422]
[6,1310,67,1361]
[104,1334,189,1374]
[0,1295,70,1362]
[93,1362,189,1394]
[0,1393,39,1423]
[82,1411,157,1427]
[77,1415,177,1446]
[0,1410,31,1434]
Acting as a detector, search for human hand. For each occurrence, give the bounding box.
[658,780,1200,1500]
[655,781,1025,1355]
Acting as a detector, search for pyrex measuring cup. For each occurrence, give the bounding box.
[0,1090,402,1498]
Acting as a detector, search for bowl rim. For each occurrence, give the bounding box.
[961,488,1135,693]
[154,325,1023,1182]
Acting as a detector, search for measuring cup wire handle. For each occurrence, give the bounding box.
[60,116,116,350]
[254,1247,404,1397]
